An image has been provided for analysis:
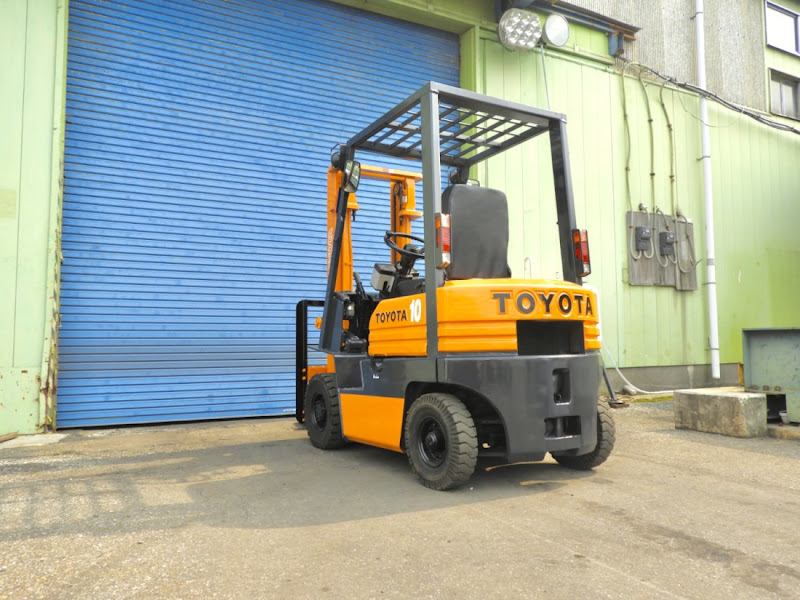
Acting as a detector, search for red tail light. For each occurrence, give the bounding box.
[436,213,451,267]
[572,229,591,277]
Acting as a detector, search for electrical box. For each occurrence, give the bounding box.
[659,231,675,256]
[743,328,800,423]
[627,211,656,286]
[635,226,652,251]
[653,214,676,287]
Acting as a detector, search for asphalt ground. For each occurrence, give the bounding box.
[1,401,799,600]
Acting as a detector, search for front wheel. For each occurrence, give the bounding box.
[552,397,615,470]
[404,393,478,491]
[304,374,346,450]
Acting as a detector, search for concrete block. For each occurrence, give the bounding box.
[767,424,800,441]
[674,387,767,438]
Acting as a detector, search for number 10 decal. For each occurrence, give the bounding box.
[410,298,422,323]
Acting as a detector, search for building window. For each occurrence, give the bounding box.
[771,71,799,119]
[766,2,800,55]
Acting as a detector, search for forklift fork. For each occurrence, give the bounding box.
[295,299,324,422]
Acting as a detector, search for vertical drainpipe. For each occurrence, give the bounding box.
[694,0,721,379]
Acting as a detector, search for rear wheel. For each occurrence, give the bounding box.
[304,374,346,450]
[553,397,615,470]
[404,393,478,491]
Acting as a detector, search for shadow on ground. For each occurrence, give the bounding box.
[0,426,594,542]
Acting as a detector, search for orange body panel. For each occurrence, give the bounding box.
[368,279,601,356]
[339,394,405,452]
[306,365,329,380]
[367,293,427,356]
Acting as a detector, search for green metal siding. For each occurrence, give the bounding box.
[476,30,800,368]
[713,106,800,362]
[0,0,65,434]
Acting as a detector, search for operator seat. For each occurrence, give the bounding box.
[394,184,510,296]
[442,184,511,280]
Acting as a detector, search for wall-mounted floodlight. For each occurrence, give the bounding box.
[497,9,571,110]
[542,14,570,47]
[498,8,542,52]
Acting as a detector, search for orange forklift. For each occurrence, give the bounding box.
[296,82,614,490]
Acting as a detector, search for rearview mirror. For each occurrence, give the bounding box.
[343,160,361,193]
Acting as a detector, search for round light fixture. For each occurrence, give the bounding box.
[498,8,542,52]
[542,14,570,47]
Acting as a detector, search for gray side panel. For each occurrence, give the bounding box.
[338,357,437,397]
[332,355,364,389]
[441,354,601,461]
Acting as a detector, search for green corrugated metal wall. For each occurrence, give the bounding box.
[0,0,65,434]
[712,103,800,362]
[474,31,800,368]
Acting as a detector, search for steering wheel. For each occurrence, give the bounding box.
[384,231,425,259]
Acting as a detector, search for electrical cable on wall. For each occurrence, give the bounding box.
[602,345,678,395]
[632,63,800,136]
[619,55,799,279]
[676,212,697,274]
[620,61,637,211]
[622,62,663,267]
[638,71,656,211]
[658,78,678,215]
[583,283,677,396]
[654,208,668,268]
[628,227,642,260]
[654,208,676,268]
[622,61,703,282]
[538,44,551,110]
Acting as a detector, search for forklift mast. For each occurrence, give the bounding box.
[296,165,423,415]
[326,165,423,296]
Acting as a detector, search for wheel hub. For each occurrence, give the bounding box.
[418,416,447,468]
[425,431,439,448]
[313,395,327,429]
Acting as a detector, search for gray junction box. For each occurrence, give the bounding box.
[743,328,800,423]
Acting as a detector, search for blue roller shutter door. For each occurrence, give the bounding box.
[59,0,459,426]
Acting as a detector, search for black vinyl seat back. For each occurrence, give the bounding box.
[442,184,510,280]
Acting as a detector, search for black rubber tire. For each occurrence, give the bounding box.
[304,373,346,450]
[404,393,478,491]
[553,397,615,470]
